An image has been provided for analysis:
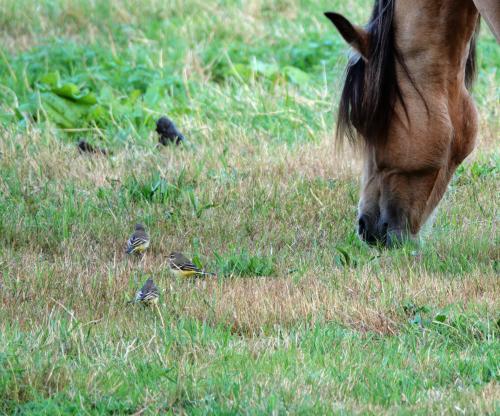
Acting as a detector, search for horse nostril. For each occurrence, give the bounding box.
[358,216,367,236]
[358,214,380,245]
[382,222,389,233]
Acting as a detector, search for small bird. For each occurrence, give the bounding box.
[156,116,185,146]
[168,252,214,278]
[132,278,159,305]
[77,139,107,155]
[126,224,150,255]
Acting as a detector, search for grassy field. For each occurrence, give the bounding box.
[0,0,499,414]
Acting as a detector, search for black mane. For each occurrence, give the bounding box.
[465,18,480,89]
[336,0,479,144]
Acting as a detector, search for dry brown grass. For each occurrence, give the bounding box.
[1,128,498,341]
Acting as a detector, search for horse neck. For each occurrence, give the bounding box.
[394,0,478,92]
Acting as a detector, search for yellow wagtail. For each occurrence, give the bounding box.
[132,278,159,305]
[126,224,150,255]
[168,252,215,278]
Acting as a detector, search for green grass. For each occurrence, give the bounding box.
[0,0,499,414]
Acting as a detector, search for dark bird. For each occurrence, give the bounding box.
[156,116,185,146]
[77,139,107,155]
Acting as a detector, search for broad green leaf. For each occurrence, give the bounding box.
[39,72,60,88]
[52,83,80,99]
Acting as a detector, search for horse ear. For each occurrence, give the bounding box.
[324,12,369,60]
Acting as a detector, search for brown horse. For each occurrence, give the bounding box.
[325,0,492,246]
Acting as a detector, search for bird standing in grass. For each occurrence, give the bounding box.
[77,139,107,155]
[133,278,159,305]
[156,116,185,146]
[126,224,150,255]
[168,252,214,278]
